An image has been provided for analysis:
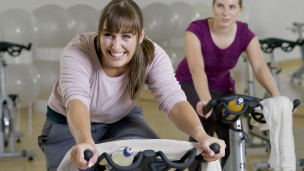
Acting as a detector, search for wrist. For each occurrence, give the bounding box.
[193,126,209,142]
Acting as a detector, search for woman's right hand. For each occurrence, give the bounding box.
[70,142,99,170]
[196,101,213,119]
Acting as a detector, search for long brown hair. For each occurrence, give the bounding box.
[97,0,155,100]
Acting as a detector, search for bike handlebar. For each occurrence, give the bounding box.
[0,41,32,57]
[83,142,220,170]
[203,99,217,115]
[84,150,93,161]
[203,94,301,124]
[259,38,299,53]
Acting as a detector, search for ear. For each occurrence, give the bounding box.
[139,28,146,43]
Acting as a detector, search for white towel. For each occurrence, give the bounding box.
[57,139,222,171]
[250,96,296,171]
[201,160,222,171]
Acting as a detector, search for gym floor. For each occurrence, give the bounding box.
[0,58,303,171]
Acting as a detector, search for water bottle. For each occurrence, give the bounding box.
[222,97,244,120]
[106,146,134,171]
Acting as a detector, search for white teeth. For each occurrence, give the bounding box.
[111,52,124,57]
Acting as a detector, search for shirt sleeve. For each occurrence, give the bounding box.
[146,43,187,114]
[240,22,256,50]
[59,35,93,109]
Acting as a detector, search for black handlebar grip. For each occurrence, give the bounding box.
[195,143,220,163]
[293,99,301,111]
[84,149,93,161]
[27,43,32,50]
[209,143,220,154]
[203,99,217,115]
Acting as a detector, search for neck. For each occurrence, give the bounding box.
[209,18,235,36]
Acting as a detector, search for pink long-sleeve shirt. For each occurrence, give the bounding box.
[48,32,186,124]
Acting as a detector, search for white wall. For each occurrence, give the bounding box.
[1,0,304,61]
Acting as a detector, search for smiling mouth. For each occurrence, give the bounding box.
[221,18,230,22]
[109,51,125,58]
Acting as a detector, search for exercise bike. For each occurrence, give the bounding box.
[58,138,221,171]
[289,22,304,84]
[0,41,35,160]
[202,94,300,171]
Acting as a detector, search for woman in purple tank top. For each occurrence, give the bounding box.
[175,0,280,170]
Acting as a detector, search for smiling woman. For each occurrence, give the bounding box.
[37,0,226,171]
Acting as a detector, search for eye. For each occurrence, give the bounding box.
[229,5,236,9]
[122,34,132,40]
[217,4,224,9]
[104,32,113,39]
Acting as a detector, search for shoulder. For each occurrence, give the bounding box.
[236,21,255,37]
[63,32,97,58]
[236,21,251,32]
[152,42,168,61]
[188,18,208,29]
[186,18,210,37]
[146,42,172,70]
[66,32,97,49]
[62,32,98,70]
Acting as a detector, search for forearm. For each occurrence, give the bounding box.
[168,101,208,142]
[254,65,280,96]
[191,69,211,101]
[67,99,94,144]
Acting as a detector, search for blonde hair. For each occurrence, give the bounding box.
[97,0,155,100]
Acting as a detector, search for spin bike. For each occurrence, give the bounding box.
[0,41,35,160]
[289,22,304,84]
[202,94,300,171]
[259,37,300,93]
[58,138,221,171]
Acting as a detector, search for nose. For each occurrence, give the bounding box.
[222,7,229,16]
[112,37,122,50]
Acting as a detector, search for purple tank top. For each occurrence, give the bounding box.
[175,19,255,92]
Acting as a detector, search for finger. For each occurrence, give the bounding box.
[204,110,213,118]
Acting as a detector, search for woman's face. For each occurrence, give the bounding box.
[99,28,144,73]
[212,0,242,28]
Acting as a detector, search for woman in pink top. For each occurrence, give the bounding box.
[38,0,225,170]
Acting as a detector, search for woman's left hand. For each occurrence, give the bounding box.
[197,135,226,162]
[196,101,213,119]
[70,142,99,169]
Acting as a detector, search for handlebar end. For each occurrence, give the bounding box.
[209,143,220,154]
[84,149,93,161]
[27,43,32,50]
[293,99,301,111]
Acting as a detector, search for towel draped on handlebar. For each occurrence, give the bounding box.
[250,96,295,171]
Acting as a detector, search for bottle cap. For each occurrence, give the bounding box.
[236,98,244,105]
[123,147,133,157]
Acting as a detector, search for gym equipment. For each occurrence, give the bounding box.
[0,41,35,160]
[203,94,300,171]
[259,38,298,93]
[289,22,304,84]
[58,138,220,171]
[244,38,304,170]
[246,38,298,145]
